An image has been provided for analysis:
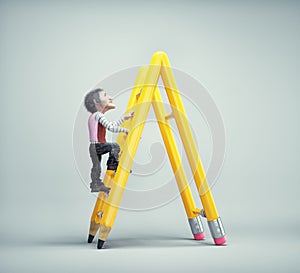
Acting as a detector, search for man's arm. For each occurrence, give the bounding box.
[96,112,128,134]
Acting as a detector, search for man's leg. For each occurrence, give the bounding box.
[89,144,104,192]
[89,143,101,184]
[94,143,115,193]
[106,143,120,171]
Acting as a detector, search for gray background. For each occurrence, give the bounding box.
[0,0,299,272]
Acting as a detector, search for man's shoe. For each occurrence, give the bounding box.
[90,182,110,194]
[98,183,111,194]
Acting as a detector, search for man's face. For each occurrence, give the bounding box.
[99,91,116,110]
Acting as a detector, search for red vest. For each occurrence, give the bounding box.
[97,124,106,143]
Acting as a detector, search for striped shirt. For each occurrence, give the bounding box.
[88,112,128,143]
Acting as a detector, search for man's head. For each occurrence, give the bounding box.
[84,88,116,113]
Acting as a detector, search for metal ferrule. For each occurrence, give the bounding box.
[188,216,204,235]
[208,218,225,239]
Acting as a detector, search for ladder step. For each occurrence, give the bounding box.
[165,112,174,120]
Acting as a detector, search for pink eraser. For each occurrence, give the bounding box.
[194,232,205,240]
[214,236,226,245]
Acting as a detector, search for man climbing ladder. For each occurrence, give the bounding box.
[84,88,134,193]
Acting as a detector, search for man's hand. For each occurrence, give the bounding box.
[124,112,134,120]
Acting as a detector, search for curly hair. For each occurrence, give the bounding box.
[84,88,103,113]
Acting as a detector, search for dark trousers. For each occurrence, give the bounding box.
[89,142,120,184]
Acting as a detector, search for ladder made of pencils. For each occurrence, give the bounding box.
[87,52,226,249]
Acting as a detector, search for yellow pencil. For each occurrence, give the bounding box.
[152,85,205,240]
[159,52,226,245]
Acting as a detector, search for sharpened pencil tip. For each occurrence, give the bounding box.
[97,239,105,249]
[88,234,94,243]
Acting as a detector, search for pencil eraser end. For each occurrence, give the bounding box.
[194,232,205,240]
[214,236,226,245]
